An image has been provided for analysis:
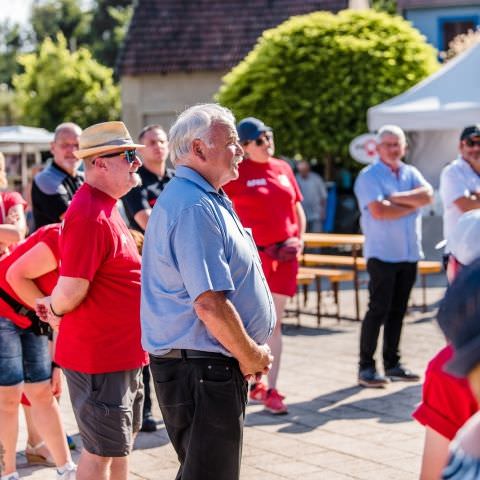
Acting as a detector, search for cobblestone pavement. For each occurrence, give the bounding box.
[15,284,446,479]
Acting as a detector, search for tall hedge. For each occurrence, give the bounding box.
[216,9,438,168]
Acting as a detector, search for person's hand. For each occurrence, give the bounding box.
[5,209,20,225]
[50,365,62,396]
[240,344,273,380]
[35,296,62,331]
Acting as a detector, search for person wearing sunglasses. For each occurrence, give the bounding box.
[36,121,148,480]
[440,125,480,242]
[224,117,306,415]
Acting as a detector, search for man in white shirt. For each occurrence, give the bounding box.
[440,125,480,240]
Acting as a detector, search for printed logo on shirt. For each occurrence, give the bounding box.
[278,174,291,188]
[121,233,129,246]
[246,178,267,187]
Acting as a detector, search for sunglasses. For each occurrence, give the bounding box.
[252,133,274,146]
[99,149,137,163]
[465,138,480,147]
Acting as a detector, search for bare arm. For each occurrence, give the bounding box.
[49,276,90,315]
[194,290,272,377]
[133,208,151,231]
[453,195,480,213]
[295,201,307,237]
[388,186,433,208]
[418,427,451,480]
[368,200,416,220]
[6,242,58,308]
[0,204,27,245]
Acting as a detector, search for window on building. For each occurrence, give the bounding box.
[439,16,478,51]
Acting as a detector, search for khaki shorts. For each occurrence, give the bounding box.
[64,367,144,457]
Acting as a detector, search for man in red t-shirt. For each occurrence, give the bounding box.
[36,121,148,480]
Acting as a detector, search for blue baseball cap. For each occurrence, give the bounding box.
[237,117,272,143]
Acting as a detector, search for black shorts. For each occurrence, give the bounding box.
[64,367,144,457]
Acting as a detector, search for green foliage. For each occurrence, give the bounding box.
[13,34,120,130]
[0,21,26,86]
[217,9,438,168]
[0,86,20,126]
[371,0,397,15]
[30,0,133,69]
[89,0,134,69]
[31,0,90,50]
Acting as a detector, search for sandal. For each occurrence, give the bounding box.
[25,441,55,467]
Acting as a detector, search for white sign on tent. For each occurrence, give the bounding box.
[349,133,377,165]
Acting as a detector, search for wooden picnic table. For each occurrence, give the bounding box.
[302,233,365,321]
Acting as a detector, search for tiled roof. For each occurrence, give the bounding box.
[118,0,348,75]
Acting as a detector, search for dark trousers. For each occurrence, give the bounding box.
[150,354,248,480]
[142,365,152,415]
[359,258,417,371]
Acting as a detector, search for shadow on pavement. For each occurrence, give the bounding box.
[246,384,421,434]
[282,324,346,337]
[133,425,170,450]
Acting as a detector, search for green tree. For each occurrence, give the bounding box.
[13,34,120,130]
[371,0,397,15]
[30,0,90,50]
[216,9,438,170]
[0,20,25,86]
[89,0,133,69]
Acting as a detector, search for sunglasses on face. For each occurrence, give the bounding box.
[465,138,480,148]
[253,133,274,146]
[99,149,137,163]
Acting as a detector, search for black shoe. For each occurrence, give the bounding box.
[140,414,157,432]
[358,367,389,388]
[385,364,420,382]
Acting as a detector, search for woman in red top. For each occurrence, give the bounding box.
[0,224,75,480]
[224,117,306,415]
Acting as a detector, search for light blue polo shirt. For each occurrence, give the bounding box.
[141,165,276,356]
[354,160,431,262]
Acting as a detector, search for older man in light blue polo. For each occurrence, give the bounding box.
[354,124,433,388]
[141,103,275,480]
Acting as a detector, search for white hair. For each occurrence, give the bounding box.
[169,103,236,165]
[376,124,407,146]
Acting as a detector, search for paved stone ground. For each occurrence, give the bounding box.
[15,282,447,479]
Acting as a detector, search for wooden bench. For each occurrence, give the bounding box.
[293,267,354,326]
[301,254,442,314]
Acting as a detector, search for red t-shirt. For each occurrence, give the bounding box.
[224,157,303,246]
[55,183,148,374]
[412,345,479,440]
[0,191,27,224]
[0,224,60,328]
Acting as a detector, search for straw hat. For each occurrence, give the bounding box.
[74,121,144,159]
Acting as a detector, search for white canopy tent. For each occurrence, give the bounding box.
[0,126,53,189]
[368,43,480,188]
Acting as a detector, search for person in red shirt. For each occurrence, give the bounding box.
[36,121,148,480]
[0,224,76,480]
[224,117,306,414]
[413,209,480,480]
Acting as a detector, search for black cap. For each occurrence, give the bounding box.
[437,257,480,377]
[460,125,480,141]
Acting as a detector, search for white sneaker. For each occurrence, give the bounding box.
[56,462,77,479]
[1,472,20,480]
